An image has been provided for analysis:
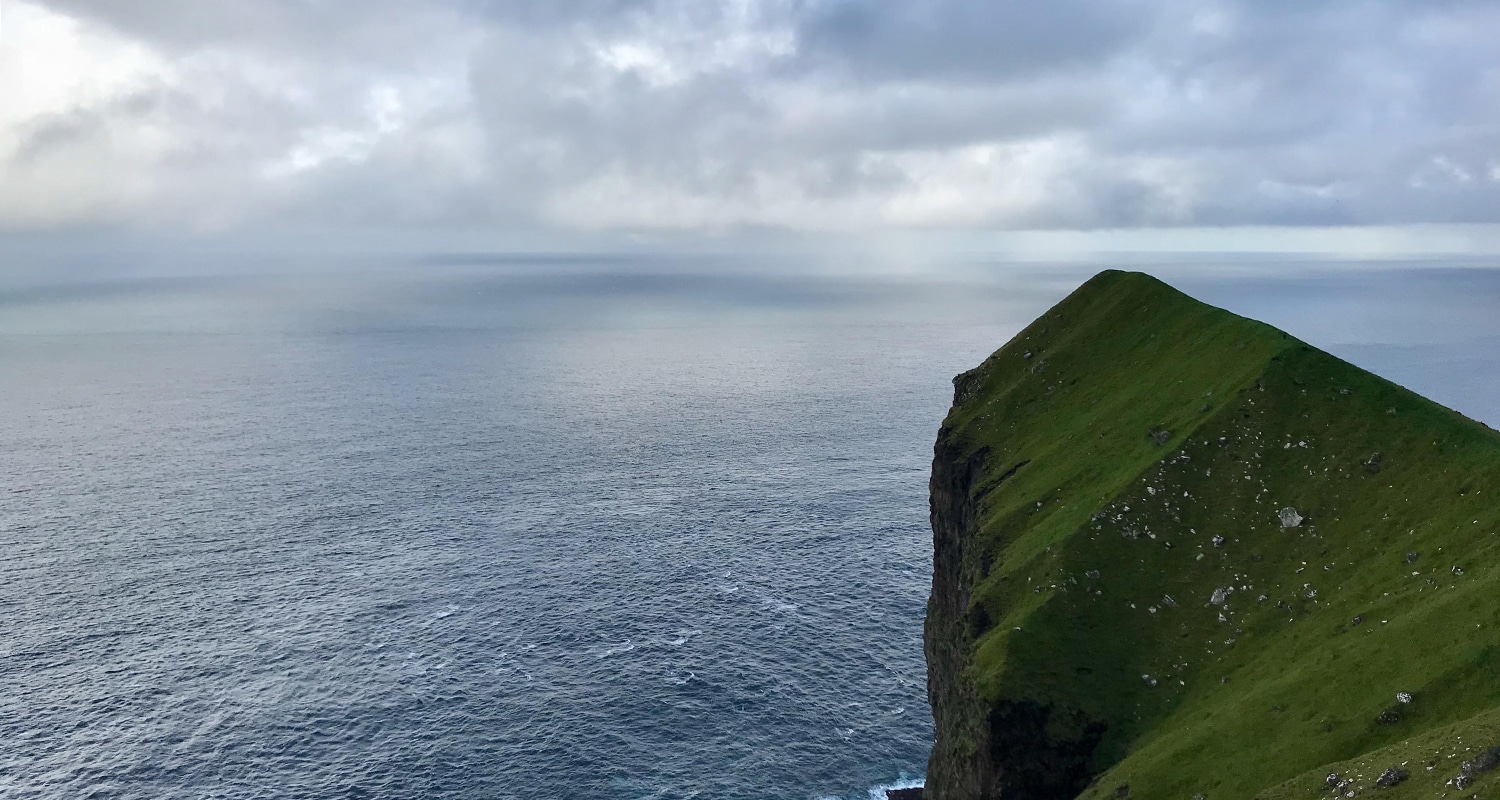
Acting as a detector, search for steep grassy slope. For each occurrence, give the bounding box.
[925,270,1500,800]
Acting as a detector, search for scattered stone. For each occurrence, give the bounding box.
[1376,709,1401,725]
[886,789,923,800]
[1365,453,1383,474]
[1030,359,1049,375]
[1456,773,1473,790]
[1086,570,1101,580]
[1279,508,1304,529]
[1150,428,1172,445]
[1453,565,1465,576]
[1162,594,1178,609]
[1022,351,1034,360]
[1210,587,1232,605]
[1375,767,1407,787]
[1352,616,1364,627]
[1192,794,1205,800]
[1212,535,1225,548]
[1406,551,1420,564]
[1396,691,1412,704]
[1325,772,1342,789]
[1339,388,1352,396]
[1142,674,1158,687]
[1114,783,1130,799]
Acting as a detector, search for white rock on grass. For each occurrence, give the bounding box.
[1279,507,1304,529]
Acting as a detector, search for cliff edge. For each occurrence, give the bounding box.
[924,270,1500,800]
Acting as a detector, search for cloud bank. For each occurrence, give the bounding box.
[2,0,1498,235]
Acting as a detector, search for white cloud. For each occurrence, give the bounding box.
[2,0,1499,236]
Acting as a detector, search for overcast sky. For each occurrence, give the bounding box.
[2,0,1499,244]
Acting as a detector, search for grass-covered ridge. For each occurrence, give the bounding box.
[938,270,1500,799]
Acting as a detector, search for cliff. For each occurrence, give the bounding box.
[924,270,1500,800]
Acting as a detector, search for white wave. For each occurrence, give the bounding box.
[867,774,925,800]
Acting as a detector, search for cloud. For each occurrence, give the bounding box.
[792,0,1144,82]
[2,0,1499,235]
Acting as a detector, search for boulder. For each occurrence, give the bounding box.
[1462,745,1500,776]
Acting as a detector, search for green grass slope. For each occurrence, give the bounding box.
[935,270,1500,799]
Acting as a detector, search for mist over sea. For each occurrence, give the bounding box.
[3,256,1499,799]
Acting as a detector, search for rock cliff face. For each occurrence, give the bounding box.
[923,271,1500,800]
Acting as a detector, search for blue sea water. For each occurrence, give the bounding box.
[4,258,1499,799]
[0,264,1039,800]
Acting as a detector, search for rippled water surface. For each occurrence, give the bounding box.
[0,266,1036,799]
[5,260,1499,799]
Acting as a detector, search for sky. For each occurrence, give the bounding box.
[2,0,1500,253]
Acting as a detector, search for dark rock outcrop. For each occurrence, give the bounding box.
[925,382,1104,799]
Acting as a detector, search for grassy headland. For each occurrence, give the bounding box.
[927,270,1500,800]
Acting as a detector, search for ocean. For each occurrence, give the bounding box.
[3,258,1499,799]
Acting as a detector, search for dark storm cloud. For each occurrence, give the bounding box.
[8,0,1500,232]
